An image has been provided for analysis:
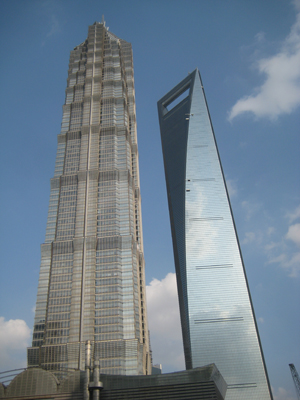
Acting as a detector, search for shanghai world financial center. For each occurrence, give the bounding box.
[158,70,272,399]
[28,20,272,399]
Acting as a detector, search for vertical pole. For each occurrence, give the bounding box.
[84,340,91,400]
[92,361,100,400]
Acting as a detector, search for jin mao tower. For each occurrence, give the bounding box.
[28,21,151,376]
[158,69,272,399]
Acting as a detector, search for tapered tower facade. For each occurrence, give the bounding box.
[158,70,272,399]
[28,21,151,376]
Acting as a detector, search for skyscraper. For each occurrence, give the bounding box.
[157,69,273,400]
[28,20,151,376]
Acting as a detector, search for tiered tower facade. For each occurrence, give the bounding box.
[28,21,151,375]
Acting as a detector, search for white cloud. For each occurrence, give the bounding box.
[226,179,237,198]
[46,15,60,38]
[267,215,300,276]
[272,386,297,400]
[258,317,264,324]
[286,223,300,246]
[255,205,300,277]
[0,317,31,371]
[229,6,300,120]
[242,231,256,244]
[241,200,261,221]
[146,273,185,372]
[255,31,266,43]
[40,5,62,47]
[264,241,278,252]
[242,230,264,246]
[286,204,300,223]
[268,251,300,278]
[239,204,300,277]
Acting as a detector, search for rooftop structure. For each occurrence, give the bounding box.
[0,363,227,400]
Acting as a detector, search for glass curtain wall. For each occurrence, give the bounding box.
[157,69,273,400]
[28,21,150,376]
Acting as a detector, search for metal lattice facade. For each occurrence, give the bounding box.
[157,69,273,400]
[28,21,151,375]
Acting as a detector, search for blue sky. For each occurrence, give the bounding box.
[0,1,299,399]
